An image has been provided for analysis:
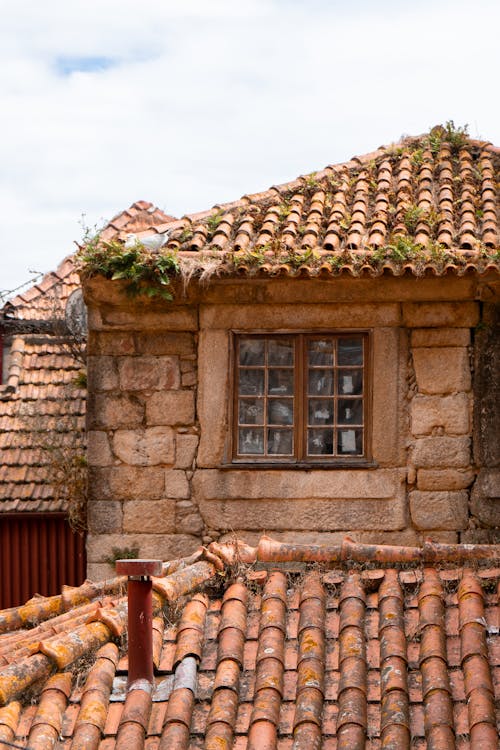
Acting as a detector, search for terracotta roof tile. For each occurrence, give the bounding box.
[0,537,499,747]
[99,202,176,243]
[0,335,85,512]
[93,133,498,280]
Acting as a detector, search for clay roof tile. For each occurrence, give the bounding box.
[1,537,500,748]
[163,133,500,277]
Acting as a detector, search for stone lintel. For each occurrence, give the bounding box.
[200,303,401,329]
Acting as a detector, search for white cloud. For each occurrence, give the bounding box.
[1,0,499,294]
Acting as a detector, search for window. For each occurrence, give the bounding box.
[232,332,369,463]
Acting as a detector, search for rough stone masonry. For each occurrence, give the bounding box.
[83,275,499,579]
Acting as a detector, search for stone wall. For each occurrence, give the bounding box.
[86,325,204,580]
[83,276,498,577]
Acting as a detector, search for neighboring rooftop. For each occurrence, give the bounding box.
[0,202,174,514]
[3,202,175,322]
[0,537,499,749]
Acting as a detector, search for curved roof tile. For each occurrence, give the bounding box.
[143,132,499,278]
[0,536,499,748]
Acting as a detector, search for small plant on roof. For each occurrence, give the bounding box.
[77,236,180,300]
[177,227,194,244]
[427,128,443,156]
[485,247,500,264]
[444,120,469,150]
[326,254,343,272]
[410,148,424,167]
[277,201,291,221]
[385,235,423,262]
[427,121,469,155]
[370,245,389,265]
[427,239,455,266]
[327,174,340,191]
[339,213,351,231]
[283,246,321,269]
[303,172,320,190]
[205,210,224,235]
[403,204,426,235]
[368,236,425,266]
[385,143,405,158]
[232,247,267,268]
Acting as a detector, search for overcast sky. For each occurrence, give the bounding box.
[1,0,499,298]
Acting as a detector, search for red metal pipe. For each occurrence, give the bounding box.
[127,577,153,685]
[115,559,162,687]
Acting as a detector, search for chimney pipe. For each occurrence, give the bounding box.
[115,558,162,686]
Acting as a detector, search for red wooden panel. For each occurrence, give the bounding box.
[0,514,86,609]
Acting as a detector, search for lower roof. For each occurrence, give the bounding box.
[0,536,499,749]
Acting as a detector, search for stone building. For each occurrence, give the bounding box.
[82,131,500,579]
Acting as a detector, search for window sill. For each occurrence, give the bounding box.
[220,459,378,470]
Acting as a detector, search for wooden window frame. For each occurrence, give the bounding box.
[230,330,373,467]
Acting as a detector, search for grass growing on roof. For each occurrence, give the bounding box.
[77,235,180,300]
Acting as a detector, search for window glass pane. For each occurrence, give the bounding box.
[308,339,333,366]
[338,369,363,395]
[239,339,265,365]
[307,429,334,455]
[239,428,264,454]
[267,429,293,455]
[234,333,367,462]
[239,398,264,425]
[268,369,294,395]
[268,399,294,425]
[338,338,363,365]
[268,339,294,365]
[239,369,264,395]
[337,399,363,425]
[308,399,334,425]
[308,369,333,396]
[337,429,363,455]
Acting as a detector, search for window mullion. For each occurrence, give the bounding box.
[263,339,268,456]
[296,334,304,460]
